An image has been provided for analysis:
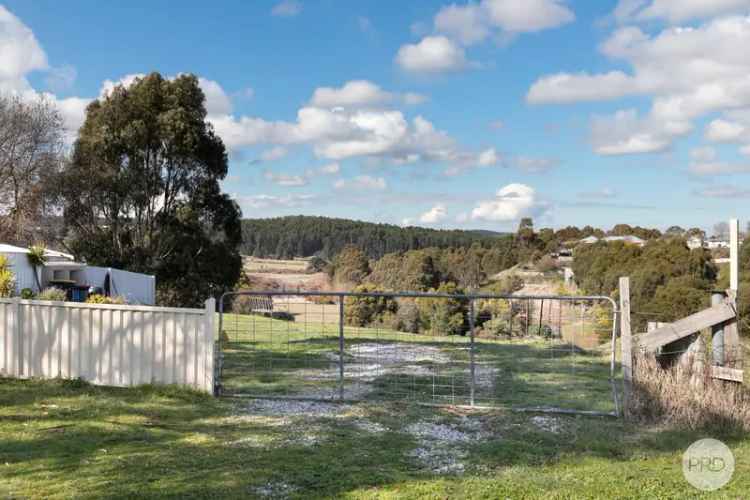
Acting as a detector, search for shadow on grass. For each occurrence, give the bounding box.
[1,377,748,498]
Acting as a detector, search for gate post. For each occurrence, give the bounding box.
[468,297,476,407]
[338,295,345,401]
[619,277,632,415]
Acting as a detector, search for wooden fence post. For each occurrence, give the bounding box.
[619,277,632,413]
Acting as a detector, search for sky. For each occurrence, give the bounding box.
[2,0,750,233]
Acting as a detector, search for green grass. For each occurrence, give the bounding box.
[1,377,749,498]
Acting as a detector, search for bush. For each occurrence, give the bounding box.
[0,255,15,298]
[344,283,397,327]
[20,288,34,299]
[392,298,420,333]
[86,294,126,305]
[37,287,66,301]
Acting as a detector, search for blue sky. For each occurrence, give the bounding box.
[3,1,750,233]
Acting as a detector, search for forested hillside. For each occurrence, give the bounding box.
[240,216,509,259]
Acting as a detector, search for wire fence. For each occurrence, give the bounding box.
[217,291,620,415]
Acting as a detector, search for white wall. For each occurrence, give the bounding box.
[4,252,38,294]
[85,267,156,305]
[0,298,215,393]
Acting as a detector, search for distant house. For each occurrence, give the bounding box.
[705,237,729,250]
[0,244,156,304]
[686,236,704,250]
[578,235,646,247]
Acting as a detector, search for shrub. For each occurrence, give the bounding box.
[20,288,34,299]
[86,294,126,305]
[37,287,66,301]
[344,283,397,327]
[0,255,15,298]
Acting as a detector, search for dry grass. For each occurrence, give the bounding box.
[628,348,750,432]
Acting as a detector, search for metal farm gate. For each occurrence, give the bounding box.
[217,291,620,416]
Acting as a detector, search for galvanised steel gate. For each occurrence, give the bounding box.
[218,291,620,416]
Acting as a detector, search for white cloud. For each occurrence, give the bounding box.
[263,171,308,187]
[434,0,574,46]
[705,118,750,143]
[690,146,717,162]
[0,5,47,92]
[271,0,302,17]
[528,15,750,155]
[310,80,392,108]
[694,184,750,198]
[259,146,288,162]
[477,148,501,167]
[590,109,692,155]
[511,156,559,173]
[198,77,233,115]
[613,0,750,24]
[689,161,750,176]
[419,203,448,223]
[395,36,470,74]
[471,183,548,221]
[235,193,315,210]
[318,162,340,175]
[333,175,387,190]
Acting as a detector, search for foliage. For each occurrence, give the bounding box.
[240,215,505,260]
[85,294,126,305]
[37,287,66,301]
[344,284,397,327]
[26,244,47,291]
[56,72,242,307]
[20,288,34,299]
[0,255,15,298]
[573,239,716,330]
[331,245,370,287]
[417,282,468,335]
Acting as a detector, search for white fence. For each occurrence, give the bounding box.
[0,298,216,393]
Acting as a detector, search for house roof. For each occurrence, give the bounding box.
[0,244,75,260]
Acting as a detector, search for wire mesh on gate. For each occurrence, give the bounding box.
[218,291,619,415]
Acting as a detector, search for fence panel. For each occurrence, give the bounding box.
[0,298,215,393]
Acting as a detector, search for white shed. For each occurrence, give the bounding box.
[0,244,40,294]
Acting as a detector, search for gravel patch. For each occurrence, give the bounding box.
[530,415,563,433]
[352,419,388,433]
[251,481,297,498]
[405,418,489,475]
[244,398,353,418]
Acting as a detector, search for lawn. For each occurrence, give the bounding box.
[1,378,749,498]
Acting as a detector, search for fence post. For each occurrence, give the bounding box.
[468,298,476,407]
[10,298,20,377]
[619,277,632,414]
[711,292,726,366]
[204,298,216,395]
[338,295,345,401]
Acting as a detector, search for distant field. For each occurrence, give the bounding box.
[243,256,311,273]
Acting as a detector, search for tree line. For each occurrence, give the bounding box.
[240,216,508,260]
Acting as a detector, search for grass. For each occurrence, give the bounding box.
[1,377,750,498]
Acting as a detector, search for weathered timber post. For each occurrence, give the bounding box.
[619,277,632,413]
[711,291,726,366]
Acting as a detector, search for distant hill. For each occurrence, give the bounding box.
[468,229,510,238]
[241,215,508,260]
